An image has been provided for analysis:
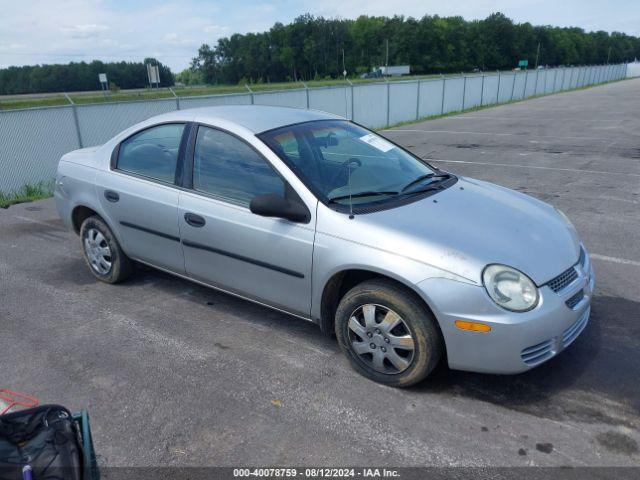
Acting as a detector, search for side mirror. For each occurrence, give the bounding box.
[249,193,310,223]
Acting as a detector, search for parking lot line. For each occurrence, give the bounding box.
[386,128,620,143]
[428,158,640,177]
[590,254,640,267]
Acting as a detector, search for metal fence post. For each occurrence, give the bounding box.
[169,87,180,110]
[523,70,529,98]
[510,72,516,101]
[344,78,354,120]
[301,81,309,109]
[569,67,574,88]
[415,80,421,120]
[534,69,539,95]
[245,84,254,104]
[496,71,501,104]
[461,73,467,110]
[386,78,391,127]
[64,92,83,149]
[440,75,446,114]
[480,74,485,106]
[553,68,558,92]
[350,82,354,120]
[578,67,583,87]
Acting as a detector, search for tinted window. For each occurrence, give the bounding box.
[117,123,185,183]
[193,127,284,206]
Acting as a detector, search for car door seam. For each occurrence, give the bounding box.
[181,239,305,279]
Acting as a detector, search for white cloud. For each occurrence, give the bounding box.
[0,42,26,51]
[203,24,230,35]
[59,24,109,39]
[1,0,638,73]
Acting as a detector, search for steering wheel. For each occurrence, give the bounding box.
[327,157,362,187]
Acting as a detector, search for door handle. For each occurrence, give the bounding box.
[184,212,206,228]
[104,190,119,203]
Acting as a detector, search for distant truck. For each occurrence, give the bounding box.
[378,65,410,76]
[361,65,411,78]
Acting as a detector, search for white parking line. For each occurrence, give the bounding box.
[428,158,640,177]
[385,128,617,142]
[12,215,57,227]
[590,254,640,267]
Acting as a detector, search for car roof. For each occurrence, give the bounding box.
[166,105,344,134]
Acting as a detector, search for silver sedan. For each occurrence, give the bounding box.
[55,105,594,387]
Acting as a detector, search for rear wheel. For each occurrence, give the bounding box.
[80,216,132,283]
[335,279,442,387]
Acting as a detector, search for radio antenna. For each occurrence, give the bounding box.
[348,161,354,219]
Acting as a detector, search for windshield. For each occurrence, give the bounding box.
[259,120,441,207]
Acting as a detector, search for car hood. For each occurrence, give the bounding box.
[353,177,581,285]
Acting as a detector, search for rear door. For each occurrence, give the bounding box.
[96,123,187,274]
[178,125,315,317]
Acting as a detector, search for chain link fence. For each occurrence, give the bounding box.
[0,64,628,193]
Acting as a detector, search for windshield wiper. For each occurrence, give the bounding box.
[400,173,451,194]
[328,190,399,203]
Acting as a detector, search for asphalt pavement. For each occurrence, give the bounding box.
[1,78,639,469]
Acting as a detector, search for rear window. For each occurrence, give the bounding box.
[117,123,185,183]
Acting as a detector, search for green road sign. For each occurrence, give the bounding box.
[518,60,529,68]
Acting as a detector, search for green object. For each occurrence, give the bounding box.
[518,60,529,68]
[72,410,100,480]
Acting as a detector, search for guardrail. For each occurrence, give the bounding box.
[0,63,627,193]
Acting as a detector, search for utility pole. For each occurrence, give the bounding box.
[534,42,541,69]
[606,46,612,64]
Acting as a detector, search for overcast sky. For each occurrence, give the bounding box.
[1,0,639,71]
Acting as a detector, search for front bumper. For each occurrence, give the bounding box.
[416,248,595,374]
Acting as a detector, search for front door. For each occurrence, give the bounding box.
[178,126,315,317]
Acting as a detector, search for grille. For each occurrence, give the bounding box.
[521,339,555,366]
[565,290,584,309]
[562,308,590,348]
[546,267,578,293]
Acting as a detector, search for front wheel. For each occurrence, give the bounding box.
[80,215,132,284]
[335,279,443,387]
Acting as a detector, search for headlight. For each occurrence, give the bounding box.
[482,264,539,312]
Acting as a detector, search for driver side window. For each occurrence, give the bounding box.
[193,126,285,206]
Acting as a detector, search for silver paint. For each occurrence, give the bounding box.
[54,105,594,375]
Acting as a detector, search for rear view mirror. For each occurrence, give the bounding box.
[250,194,310,223]
[313,132,339,148]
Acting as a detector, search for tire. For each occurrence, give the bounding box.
[80,215,133,284]
[335,279,443,387]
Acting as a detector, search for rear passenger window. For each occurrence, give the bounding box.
[117,123,185,183]
[193,126,284,206]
